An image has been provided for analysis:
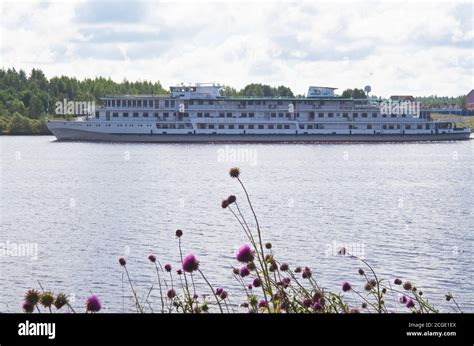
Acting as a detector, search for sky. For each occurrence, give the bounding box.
[0,0,472,97]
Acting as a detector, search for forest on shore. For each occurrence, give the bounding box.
[0,68,468,135]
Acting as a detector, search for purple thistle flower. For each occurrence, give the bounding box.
[221,199,229,209]
[164,264,172,272]
[394,278,402,285]
[182,254,199,273]
[342,282,352,292]
[22,301,34,313]
[258,299,267,308]
[280,263,289,271]
[236,245,254,263]
[358,268,365,275]
[177,269,182,275]
[167,289,176,299]
[240,266,250,277]
[216,287,224,296]
[406,299,415,308]
[280,300,288,311]
[148,255,156,263]
[227,195,236,204]
[86,295,101,312]
[253,278,261,288]
[175,229,183,238]
[220,291,228,299]
[302,298,312,308]
[248,284,253,290]
[399,295,408,304]
[312,302,322,311]
[119,257,126,266]
[302,267,312,279]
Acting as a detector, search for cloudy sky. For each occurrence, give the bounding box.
[0,0,472,96]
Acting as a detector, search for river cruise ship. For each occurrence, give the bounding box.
[46,84,471,142]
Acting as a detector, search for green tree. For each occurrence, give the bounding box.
[28,94,44,119]
[8,113,32,134]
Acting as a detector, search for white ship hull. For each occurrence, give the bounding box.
[47,124,471,143]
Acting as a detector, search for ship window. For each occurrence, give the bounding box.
[164,112,169,117]
[328,113,334,117]
[229,125,234,129]
[318,113,324,117]
[198,100,203,105]
[277,101,283,105]
[286,113,291,117]
[171,101,175,107]
[271,113,276,117]
[197,113,203,117]
[258,125,264,129]
[343,113,348,117]
[143,100,147,107]
[113,112,118,117]
[278,113,283,117]
[405,125,411,129]
[249,112,255,117]
[204,113,210,117]
[269,125,274,129]
[362,113,367,117]
[189,100,194,105]
[308,125,313,129]
[219,112,225,117]
[277,125,282,129]
[154,112,159,117]
[248,101,253,105]
[372,113,377,117]
[219,125,225,129]
[132,100,136,107]
[95,111,99,118]
[112,100,116,107]
[239,125,245,129]
[284,125,290,129]
[425,124,430,129]
[133,112,139,117]
[382,125,387,129]
[242,113,247,117]
[417,125,422,129]
[155,100,159,108]
[353,113,358,117]
[123,112,129,117]
[367,124,372,129]
[226,113,232,117]
[143,112,149,117]
[391,114,397,118]
[248,125,254,129]
[388,125,394,129]
[299,125,304,129]
[209,125,214,129]
[127,100,131,107]
[209,100,214,105]
[165,100,169,107]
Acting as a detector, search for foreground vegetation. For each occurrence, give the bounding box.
[21,168,463,314]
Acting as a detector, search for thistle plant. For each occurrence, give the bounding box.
[21,167,463,314]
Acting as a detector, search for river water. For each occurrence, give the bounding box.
[0,136,472,312]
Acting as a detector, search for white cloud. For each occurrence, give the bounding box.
[0,0,472,96]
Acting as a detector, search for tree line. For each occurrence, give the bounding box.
[0,68,468,135]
